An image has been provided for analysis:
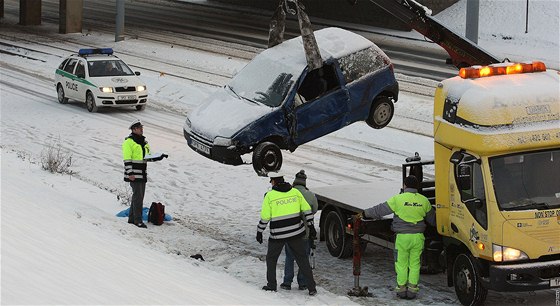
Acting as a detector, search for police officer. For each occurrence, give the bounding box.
[358,175,435,299]
[257,171,317,296]
[122,119,152,228]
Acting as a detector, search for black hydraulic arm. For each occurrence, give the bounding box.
[362,0,501,68]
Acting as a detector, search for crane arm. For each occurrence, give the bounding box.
[365,0,501,68]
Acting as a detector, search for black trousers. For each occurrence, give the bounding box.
[129,181,146,224]
[266,237,316,291]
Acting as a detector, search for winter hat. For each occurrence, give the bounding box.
[404,175,419,189]
[293,169,307,186]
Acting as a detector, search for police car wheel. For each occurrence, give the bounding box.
[57,84,68,104]
[86,92,98,113]
[366,96,394,129]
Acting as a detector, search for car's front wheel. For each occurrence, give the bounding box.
[252,141,282,176]
[366,96,394,129]
[136,105,146,111]
[86,92,98,113]
[57,84,68,104]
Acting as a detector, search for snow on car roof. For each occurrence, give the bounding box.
[258,27,375,71]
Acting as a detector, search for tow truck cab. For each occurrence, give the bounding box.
[433,62,560,304]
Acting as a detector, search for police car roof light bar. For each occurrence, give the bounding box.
[78,48,114,56]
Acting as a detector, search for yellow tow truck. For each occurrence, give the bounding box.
[315,62,560,305]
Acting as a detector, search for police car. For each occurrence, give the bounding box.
[54,48,148,112]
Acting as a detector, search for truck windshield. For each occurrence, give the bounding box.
[490,149,560,211]
[228,57,297,107]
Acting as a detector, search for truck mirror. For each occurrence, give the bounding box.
[450,151,463,165]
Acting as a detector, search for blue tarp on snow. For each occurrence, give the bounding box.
[116,207,172,222]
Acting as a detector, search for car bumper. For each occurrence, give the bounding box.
[96,93,148,107]
[482,259,560,292]
[183,129,243,166]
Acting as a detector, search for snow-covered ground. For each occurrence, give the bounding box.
[1,0,559,305]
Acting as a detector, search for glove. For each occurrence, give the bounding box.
[256,232,263,244]
[148,153,168,162]
[309,226,317,241]
[353,211,364,221]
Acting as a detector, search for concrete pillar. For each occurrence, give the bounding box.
[115,0,125,41]
[19,0,41,25]
[59,0,83,34]
[465,0,480,44]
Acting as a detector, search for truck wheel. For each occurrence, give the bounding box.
[453,253,488,306]
[324,211,352,258]
[57,84,68,104]
[86,92,98,113]
[252,142,282,176]
[366,96,394,129]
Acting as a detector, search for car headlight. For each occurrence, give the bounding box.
[137,85,146,92]
[214,137,232,147]
[492,244,529,262]
[100,87,113,93]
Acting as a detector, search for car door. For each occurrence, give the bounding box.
[292,63,349,145]
[62,58,79,100]
[74,60,89,101]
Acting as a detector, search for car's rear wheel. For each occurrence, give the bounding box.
[366,96,394,129]
[57,84,68,104]
[252,141,282,176]
[136,105,145,111]
[86,92,98,113]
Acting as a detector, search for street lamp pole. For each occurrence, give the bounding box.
[525,0,529,33]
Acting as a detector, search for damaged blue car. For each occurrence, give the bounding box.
[183,27,399,175]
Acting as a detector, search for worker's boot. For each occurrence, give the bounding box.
[406,283,419,299]
[395,284,407,299]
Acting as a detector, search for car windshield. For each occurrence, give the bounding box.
[88,60,134,77]
[228,56,298,107]
[490,149,560,211]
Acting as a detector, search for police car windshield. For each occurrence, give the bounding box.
[88,60,134,77]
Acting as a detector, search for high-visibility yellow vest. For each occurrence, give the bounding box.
[122,136,150,182]
[387,192,431,224]
[258,187,313,240]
